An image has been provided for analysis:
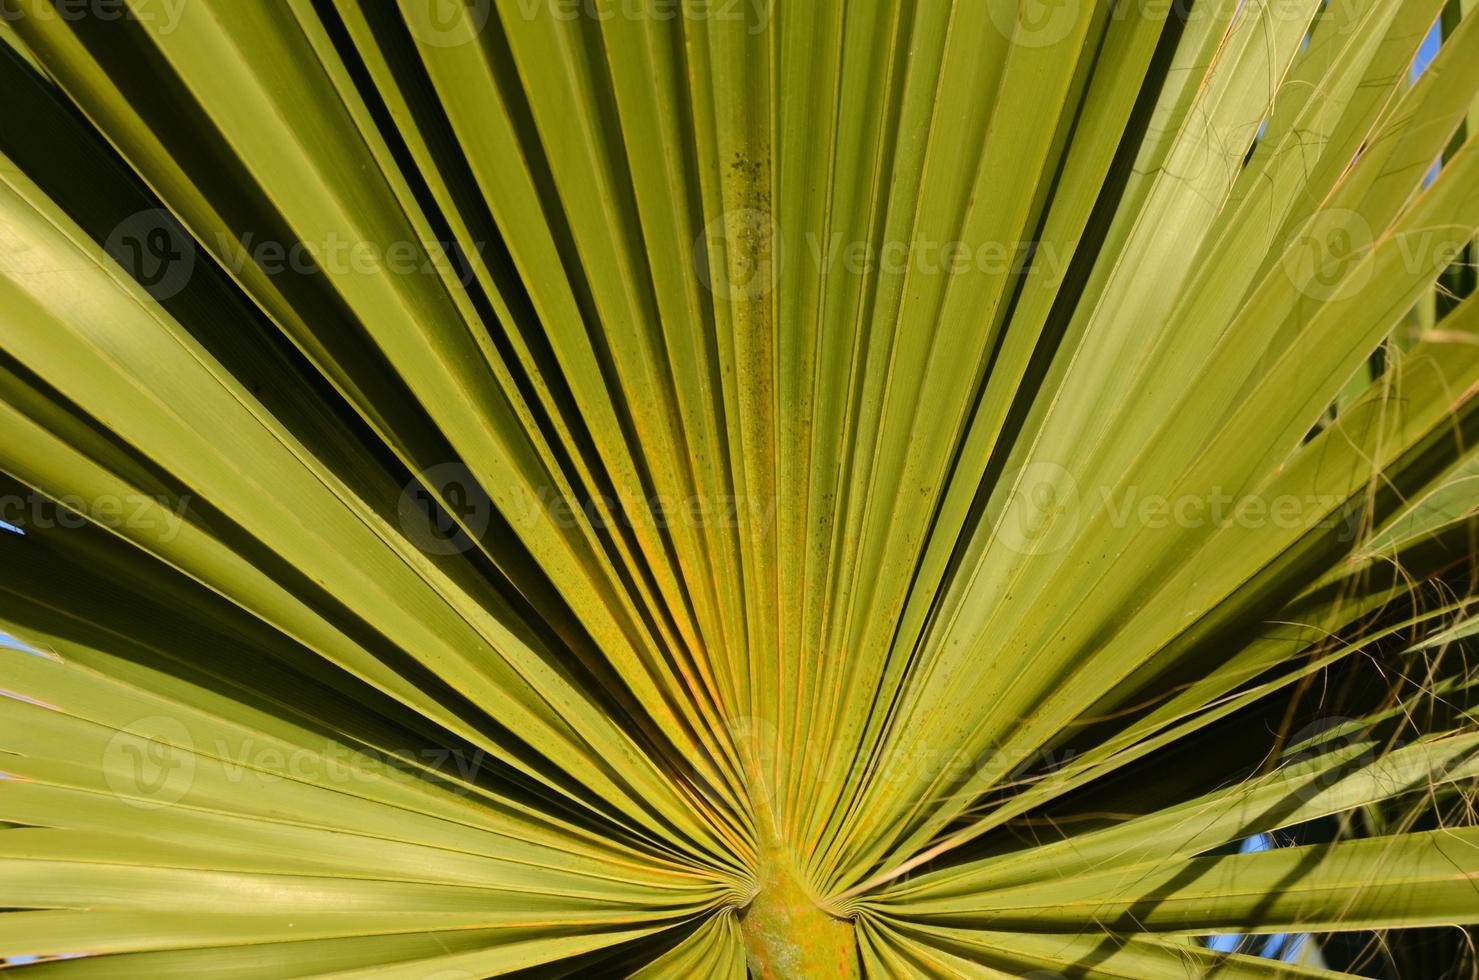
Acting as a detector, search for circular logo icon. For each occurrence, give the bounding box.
[1281,716,1377,804]
[723,715,781,806]
[988,0,1081,48]
[103,715,195,809]
[397,463,493,556]
[403,0,492,49]
[694,208,782,302]
[103,208,196,300]
[1282,208,1374,303]
[996,461,1080,556]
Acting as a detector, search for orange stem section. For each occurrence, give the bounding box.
[739,801,859,979]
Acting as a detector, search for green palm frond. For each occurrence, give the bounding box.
[1,0,1477,976]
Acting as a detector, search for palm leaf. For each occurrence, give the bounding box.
[1,0,1477,976]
